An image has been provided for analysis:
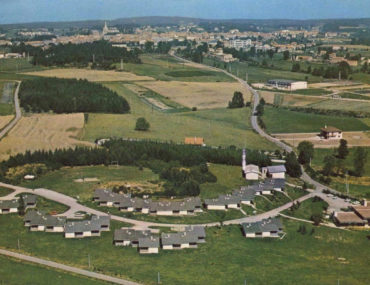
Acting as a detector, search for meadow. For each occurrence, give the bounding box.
[119,54,235,82]
[282,197,329,220]
[263,106,370,134]
[82,82,276,150]
[0,58,46,73]
[0,80,15,116]
[0,215,368,285]
[0,255,109,285]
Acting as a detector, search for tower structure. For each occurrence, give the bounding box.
[242,149,246,173]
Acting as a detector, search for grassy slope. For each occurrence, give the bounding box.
[20,165,159,201]
[0,216,369,285]
[82,83,276,150]
[282,198,329,220]
[263,106,369,133]
[0,255,109,285]
[0,186,14,197]
[120,54,235,82]
[0,58,46,73]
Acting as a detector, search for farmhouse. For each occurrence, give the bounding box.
[24,210,66,232]
[333,211,366,227]
[262,165,286,179]
[161,231,199,250]
[113,229,151,247]
[266,79,308,91]
[320,126,343,140]
[0,199,19,214]
[184,137,205,146]
[241,218,283,238]
[138,236,160,254]
[64,215,110,238]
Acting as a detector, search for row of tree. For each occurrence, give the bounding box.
[19,78,130,114]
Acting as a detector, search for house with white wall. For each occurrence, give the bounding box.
[241,218,283,238]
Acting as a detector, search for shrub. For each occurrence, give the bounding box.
[135,117,150,131]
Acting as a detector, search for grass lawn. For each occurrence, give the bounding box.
[263,106,369,133]
[22,195,70,214]
[119,54,235,82]
[254,192,291,213]
[82,82,276,150]
[285,185,309,200]
[0,255,109,285]
[0,215,369,285]
[310,148,370,199]
[20,165,159,202]
[282,197,329,220]
[0,186,14,197]
[0,58,46,73]
[308,99,370,113]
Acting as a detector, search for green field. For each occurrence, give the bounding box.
[282,197,329,220]
[254,192,291,213]
[82,82,276,150]
[0,186,14,197]
[203,58,322,84]
[0,215,369,285]
[308,99,370,113]
[20,165,159,201]
[263,106,370,133]
[0,58,46,73]
[119,54,235,82]
[0,255,109,285]
[0,81,14,116]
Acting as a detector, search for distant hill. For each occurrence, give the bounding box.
[1,16,370,31]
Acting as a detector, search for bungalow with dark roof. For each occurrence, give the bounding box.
[204,195,241,210]
[64,215,110,238]
[0,199,19,214]
[113,229,151,247]
[161,231,199,250]
[241,218,283,238]
[22,194,37,209]
[24,210,66,232]
[138,236,160,254]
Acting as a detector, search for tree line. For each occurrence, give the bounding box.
[31,41,141,69]
[19,78,130,114]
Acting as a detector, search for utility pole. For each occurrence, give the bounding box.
[245,73,248,82]
[120,59,123,70]
[93,54,95,63]
[157,272,160,284]
[88,254,91,269]
[17,238,20,250]
[346,171,349,195]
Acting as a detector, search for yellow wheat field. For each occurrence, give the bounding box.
[0,113,93,161]
[0,115,14,130]
[136,81,251,109]
[22,68,154,82]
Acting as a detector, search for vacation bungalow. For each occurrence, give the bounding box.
[22,194,37,209]
[24,210,66,232]
[64,215,110,238]
[184,226,206,243]
[204,195,241,210]
[0,199,19,214]
[241,218,283,238]
[138,236,160,254]
[353,202,370,225]
[161,231,199,250]
[232,188,255,204]
[113,229,151,247]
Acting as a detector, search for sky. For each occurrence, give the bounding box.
[0,0,369,24]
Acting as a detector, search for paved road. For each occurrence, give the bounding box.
[0,81,22,140]
[0,248,140,285]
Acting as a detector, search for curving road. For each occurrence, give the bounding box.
[0,81,22,140]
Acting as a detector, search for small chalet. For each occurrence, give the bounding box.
[241,218,283,238]
[138,236,160,254]
[184,137,204,146]
[320,126,342,140]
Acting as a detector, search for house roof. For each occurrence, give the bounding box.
[184,137,204,145]
[353,206,370,220]
[138,236,159,248]
[184,226,206,238]
[266,165,286,174]
[321,126,342,133]
[22,194,37,205]
[65,215,109,233]
[0,199,19,209]
[114,229,151,241]
[244,164,260,173]
[335,212,365,224]
[161,231,199,246]
[232,188,255,201]
[204,194,241,206]
[241,218,283,234]
[24,210,66,227]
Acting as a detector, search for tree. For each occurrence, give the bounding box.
[285,152,302,177]
[267,49,275,59]
[135,117,150,131]
[322,155,336,176]
[256,103,264,116]
[291,62,301,72]
[353,147,368,177]
[228,91,244,108]
[283,50,290,60]
[337,139,349,159]
[18,195,25,216]
[297,141,314,165]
